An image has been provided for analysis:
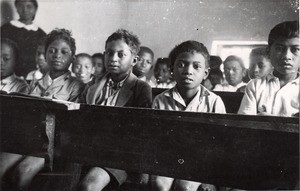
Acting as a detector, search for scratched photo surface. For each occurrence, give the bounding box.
[1,0,299,190]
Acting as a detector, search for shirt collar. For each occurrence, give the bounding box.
[165,85,210,107]
[1,74,17,85]
[267,73,300,85]
[10,20,38,31]
[40,71,71,87]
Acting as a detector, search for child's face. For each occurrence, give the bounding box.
[73,57,95,84]
[173,52,208,90]
[46,39,74,73]
[133,51,153,77]
[16,0,37,22]
[268,37,300,76]
[35,45,48,73]
[224,61,245,86]
[1,43,16,79]
[248,55,273,79]
[154,63,171,83]
[93,57,105,76]
[104,40,136,78]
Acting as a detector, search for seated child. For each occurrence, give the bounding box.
[152,40,226,191]
[202,56,224,90]
[133,46,154,83]
[78,29,152,191]
[72,53,95,84]
[92,52,105,77]
[248,47,273,79]
[238,20,299,117]
[213,55,247,92]
[1,38,29,94]
[26,38,49,83]
[0,28,84,190]
[150,57,176,88]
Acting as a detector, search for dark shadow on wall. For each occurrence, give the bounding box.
[1,1,14,26]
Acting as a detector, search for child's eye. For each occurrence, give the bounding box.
[193,64,201,69]
[258,62,264,69]
[48,48,56,54]
[2,57,10,62]
[177,62,185,68]
[62,50,71,55]
[291,47,300,54]
[118,52,125,58]
[275,46,284,52]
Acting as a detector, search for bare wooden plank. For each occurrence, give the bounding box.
[0,94,66,170]
[152,88,244,113]
[56,104,299,190]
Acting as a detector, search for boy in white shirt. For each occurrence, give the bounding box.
[238,20,299,117]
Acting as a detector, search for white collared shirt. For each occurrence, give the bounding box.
[153,85,226,113]
[0,74,29,94]
[213,82,247,92]
[238,74,299,116]
[10,20,39,31]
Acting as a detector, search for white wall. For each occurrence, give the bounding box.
[1,0,299,58]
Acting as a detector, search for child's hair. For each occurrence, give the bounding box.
[250,47,268,58]
[224,55,246,71]
[139,46,154,59]
[92,53,104,61]
[45,28,76,56]
[15,0,38,9]
[169,40,210,72]
[210,55,222,70]
[268,21,299,47]
[105,29,140,56]
[1,38,20,64]
[75,53,92,62]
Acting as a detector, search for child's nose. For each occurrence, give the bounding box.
[254,65,259,73]
[282,48,293,60]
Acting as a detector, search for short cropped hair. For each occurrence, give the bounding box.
[268,21,299,47]
[224,55,246,70]
[169,40,210,72]
[45,28,76,56]
[92,53,104,60]
[76,53,92,61]
[139,46,154,60]
[15,0,38,9]
[1,38,20,64]
[105,29,140,56]
[250,47,268,58]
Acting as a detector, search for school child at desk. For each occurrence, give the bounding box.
[78,29,152,191]
[133,46,155,84]
[238,20,299,118]
[248,47,273,80]
[0,28,84,190]
[213,55,247,92]
[72,53,95,84]
[92,52,105,78]
[1,38,29,94]
[152,40,226,191]
[150,57,176,88]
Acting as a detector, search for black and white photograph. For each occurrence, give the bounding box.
[0,0,299,190]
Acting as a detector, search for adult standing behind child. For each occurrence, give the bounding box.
[1,0,46,78]
[248,47,273,79]
[152,40,226,191]
[78,29,152,191]
[213,55,247,92]
[238,21,299,117]
[1,38,29,94]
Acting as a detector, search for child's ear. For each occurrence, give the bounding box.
[204,67,210,80]
[131,56,139,67]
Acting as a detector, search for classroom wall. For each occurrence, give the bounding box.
[1,0,299,58]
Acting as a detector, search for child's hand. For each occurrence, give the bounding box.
[199,183,217,191]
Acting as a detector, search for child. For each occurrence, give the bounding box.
[238,21,299,117]
[78,29,152,191]
[26,38,49,83]
[0,28,84,190]
[248,47,273,79]
[213,55,247,92]
[152,40,226,191]
[1,38,29,94]
[133,46,154,83]
[151,57,176,88]
[73,53,95,84]
[92,52,105,77]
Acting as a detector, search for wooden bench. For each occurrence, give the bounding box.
[1,94,299,190]
[152,88,244,113]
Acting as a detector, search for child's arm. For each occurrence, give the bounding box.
[135,82,152,108]
[212,96,226,114]
[238,81,257,115]
[69,81,85,102]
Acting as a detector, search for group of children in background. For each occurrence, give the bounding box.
[1,17,299,191]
